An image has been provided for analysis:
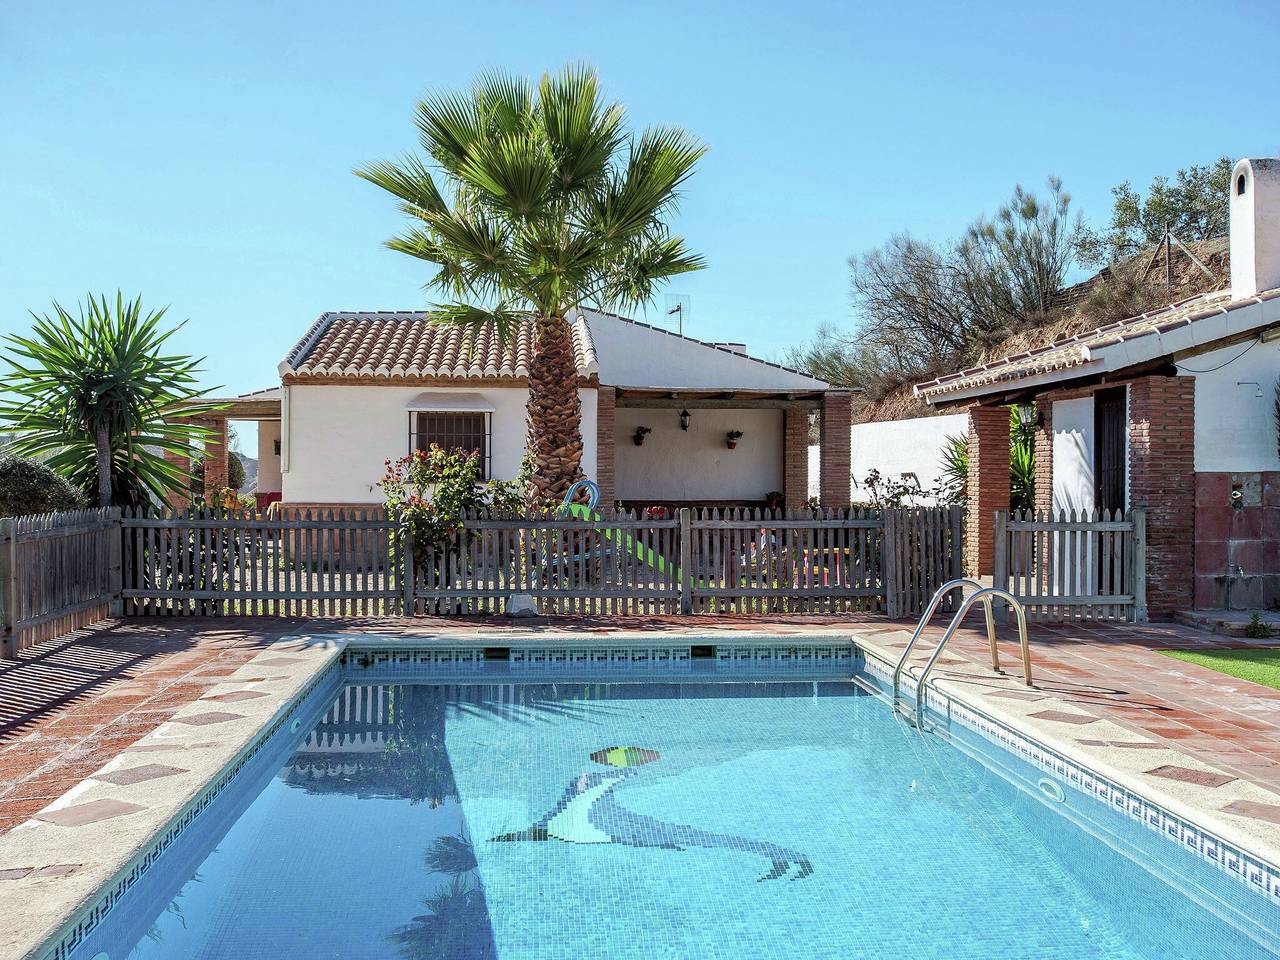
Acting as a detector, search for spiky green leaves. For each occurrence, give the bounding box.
[0,293,220,507]
[356,62,705,327]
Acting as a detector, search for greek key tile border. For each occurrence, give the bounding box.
[44,667,343,960]
[853,644,1280,909]
[341,643,857,675]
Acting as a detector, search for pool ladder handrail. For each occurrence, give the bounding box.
[891,580,1033,727]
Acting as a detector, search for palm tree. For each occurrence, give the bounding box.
[0,293,218,507]
[358,64,705,503]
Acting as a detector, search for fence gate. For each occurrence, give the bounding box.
[993,509,1147,622]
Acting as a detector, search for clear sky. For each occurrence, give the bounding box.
[3,0,1279,413]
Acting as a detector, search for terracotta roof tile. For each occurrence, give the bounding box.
[914,287,1280,402]
[282,312,598,381]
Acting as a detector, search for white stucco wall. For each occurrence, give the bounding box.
[614,407,783,501]
[281,384,598,503]
[584,311,826,391]
[805,414,966,501]
[256,421,282,493]
[1190,338,1280,472]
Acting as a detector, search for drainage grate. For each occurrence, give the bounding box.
[483,647,511,661]
[690,644,716,660]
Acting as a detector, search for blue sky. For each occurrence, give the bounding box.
[3,0,1278,411]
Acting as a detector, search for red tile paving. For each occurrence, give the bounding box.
[1,613,1279,837]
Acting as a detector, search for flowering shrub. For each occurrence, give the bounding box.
[378,446,539,561]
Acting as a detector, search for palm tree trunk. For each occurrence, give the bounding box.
[94,421,113,508]
[526,314,584,506]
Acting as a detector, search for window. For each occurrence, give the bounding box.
[410,411,491,478]
[1238,173,1247,196]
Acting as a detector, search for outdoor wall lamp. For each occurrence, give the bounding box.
[679,409,691,431]
[1015,401,1043,429]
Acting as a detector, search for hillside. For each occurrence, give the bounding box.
[856,237,1229,422]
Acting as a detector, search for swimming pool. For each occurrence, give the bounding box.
[59,647,1280,960]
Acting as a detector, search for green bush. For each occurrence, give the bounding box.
[0,454,86,517]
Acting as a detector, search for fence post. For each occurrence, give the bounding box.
[992,511,1009,624]
[0,519,14,659]
[107,507,124,616]
[401,519,415,618]
[678,508,692,615]
[883,509,898,618]
[1131,510,1148,622]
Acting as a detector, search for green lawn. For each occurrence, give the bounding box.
[1161,647,1280,691]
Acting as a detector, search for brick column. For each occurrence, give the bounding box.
[163,449,192,510]
[966,405,1010,576]
[1033,398,1053,515]
[819,392,852,507]
[595,387,616,511]
[783,409,810,510]
[199,416,229,499]
[1128,375,1195,617]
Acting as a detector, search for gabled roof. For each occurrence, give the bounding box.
[914,287,1280,404]
[280,311,598,380]
[279,309,830,392]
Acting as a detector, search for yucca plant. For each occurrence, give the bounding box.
[358,64,705,503]
[0,293,219,507]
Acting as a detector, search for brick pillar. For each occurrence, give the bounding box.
[1128,375,1195,617]
[595,387,616,511]
[163,449,191,510]
[199,416,229,499]
[819,392,852,507]
[966,405,1010,576]
[1033,398,1053,515]
[783,409,810,510]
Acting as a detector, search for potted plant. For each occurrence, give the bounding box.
[632,426,652,446]
[725,429,744,449]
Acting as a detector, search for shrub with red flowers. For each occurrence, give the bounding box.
[378,446,530,562]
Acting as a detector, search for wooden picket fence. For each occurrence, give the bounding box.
[410,506,964,617]
[120,508,400,617]
[411,511,681,615]
[0,508,121,657]
[993,509,1147,622]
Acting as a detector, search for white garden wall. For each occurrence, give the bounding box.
[281,384,598,504]
[614,407,783,502]
[807,413,967,502]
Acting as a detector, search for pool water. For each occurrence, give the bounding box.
[69,674,1278,960]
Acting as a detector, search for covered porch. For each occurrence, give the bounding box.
[601,386,855,514]
[169,387,282,509]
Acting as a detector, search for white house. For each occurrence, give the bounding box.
[915,157,1280,614]
[192,310,856,514]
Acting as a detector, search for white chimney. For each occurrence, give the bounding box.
[1230,157,1280,298]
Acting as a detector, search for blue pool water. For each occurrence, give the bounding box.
[67,668,1279,960]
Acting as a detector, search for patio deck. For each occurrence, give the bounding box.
[1,614,1279,838]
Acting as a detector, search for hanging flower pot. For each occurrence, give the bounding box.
[632,426,652,446]
[725,429,744,450]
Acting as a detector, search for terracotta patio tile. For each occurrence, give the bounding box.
[1221,800,1280,825]
[1027,710,1099,725]
[34,798,145,827]
[169,711,244,727]
[1145,765,1236,788]
[202,690,267,703]
[93,763,187,786]
[31,863,81,878]
[1076,739,1165,750]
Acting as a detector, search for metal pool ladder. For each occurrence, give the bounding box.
[891,579,1032,727]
